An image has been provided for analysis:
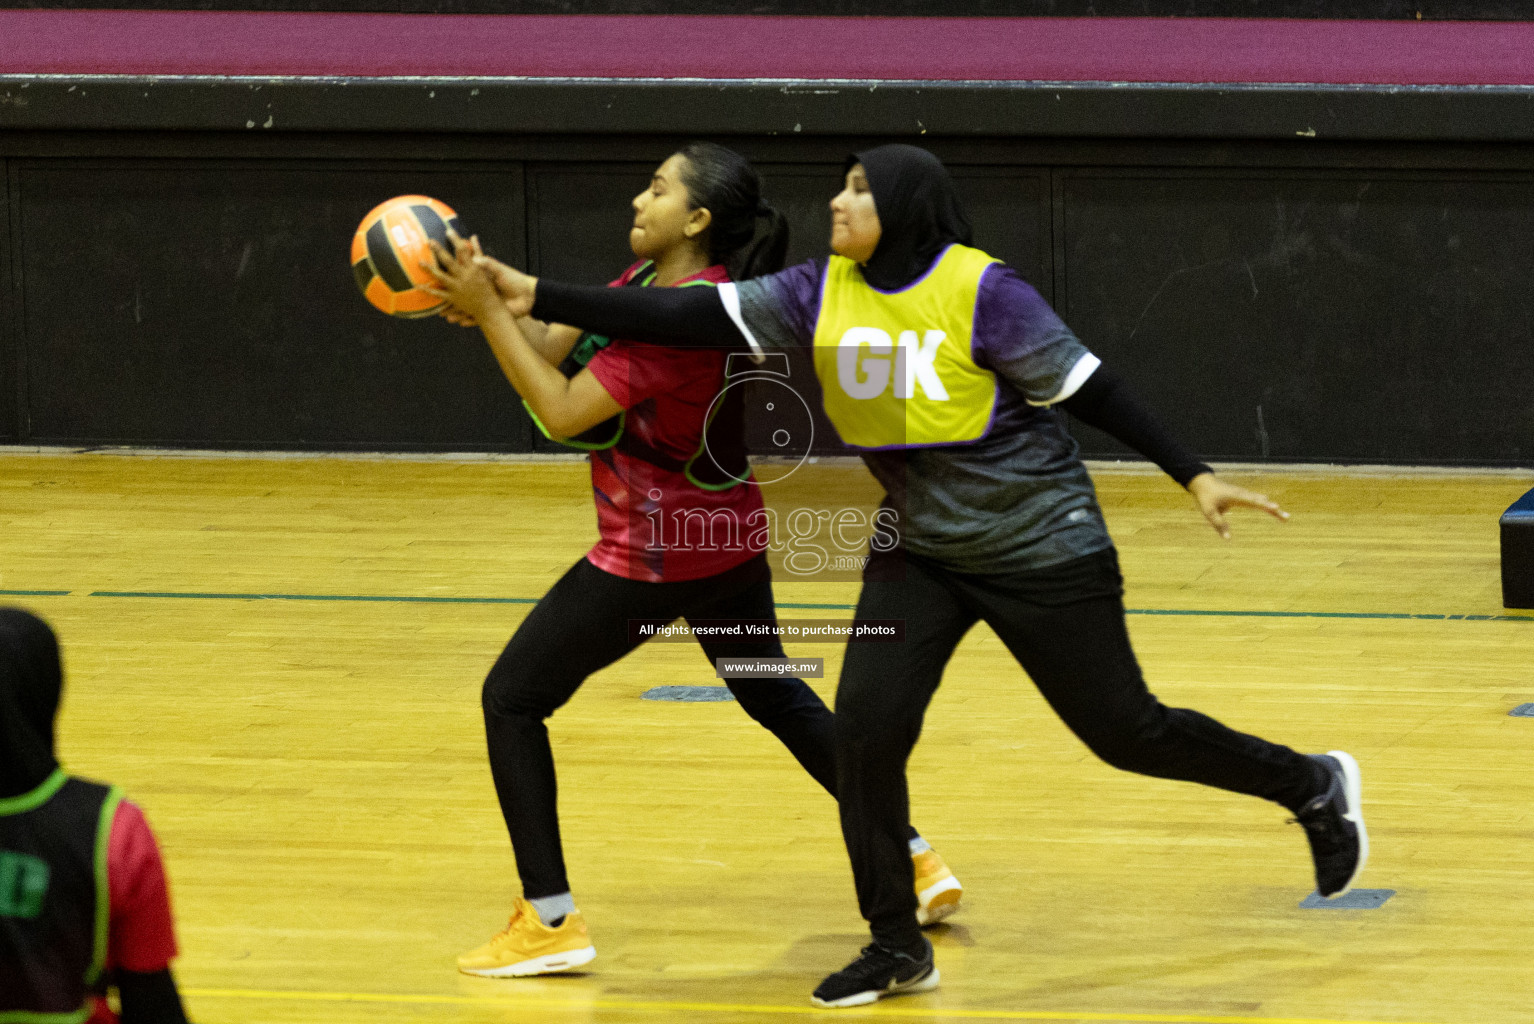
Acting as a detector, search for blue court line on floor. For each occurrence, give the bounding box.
[7,589,1530,623]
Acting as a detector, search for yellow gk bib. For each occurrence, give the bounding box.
[812,244,1001,448]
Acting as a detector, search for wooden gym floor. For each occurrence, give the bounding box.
[1,449,1530,1024]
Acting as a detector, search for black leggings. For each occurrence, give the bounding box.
[482,553,848,899]
[838,545,1328,951]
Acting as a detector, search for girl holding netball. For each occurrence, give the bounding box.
[429,142,961,980]
[447,144,1368,1008]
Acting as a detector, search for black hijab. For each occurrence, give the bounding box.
[850,144,974,292]
[0,608,63,798]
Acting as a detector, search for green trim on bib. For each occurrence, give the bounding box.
[526,403,626,450]
[85,786,124,987]
[681,393,755,492]
[0,1007,93,1024]
[0,769,66,818]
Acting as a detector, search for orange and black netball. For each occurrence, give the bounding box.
[351,195,466,318]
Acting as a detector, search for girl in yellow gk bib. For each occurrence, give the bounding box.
[444,144,1369,1010]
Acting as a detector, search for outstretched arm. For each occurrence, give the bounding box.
[1058,364,1288,539]
[534,278,745,349]
[1058,364,1210,486]
[467,255,746,350]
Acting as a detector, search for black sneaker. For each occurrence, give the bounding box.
[1293,751,1368,897]
[810,939,939,1008]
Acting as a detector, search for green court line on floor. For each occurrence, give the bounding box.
[5,588,1528,623]
[180,987,1450,1024]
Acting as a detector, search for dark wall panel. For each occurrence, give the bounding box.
[1061,171,1534,464]
[952,167,1051,297]
[1,159,15,440]
[5,134,1528,466]
[528,162,651,285]
[530,160,1050,292]
[18,161,531,448]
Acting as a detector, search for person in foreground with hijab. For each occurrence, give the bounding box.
[1,607,189,1024]
[439,144,1368,1009]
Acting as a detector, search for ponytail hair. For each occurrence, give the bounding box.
[674,141,790,281]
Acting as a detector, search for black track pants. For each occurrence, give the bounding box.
[837,546,1328,951]
[481,553,848,899]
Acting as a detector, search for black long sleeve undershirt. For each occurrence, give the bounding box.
[117,968,190,1024]
[533,278,1211,487]
[1058,366,1212,488]
[533,278,740,349]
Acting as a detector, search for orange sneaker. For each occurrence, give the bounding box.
[913,848,963,926]
[457,897,596,977]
